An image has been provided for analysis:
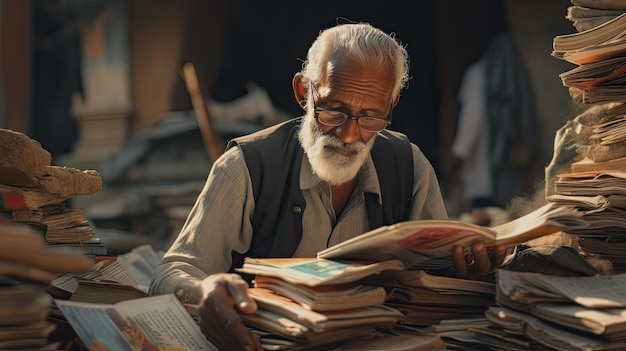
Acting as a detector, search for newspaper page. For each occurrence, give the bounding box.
[497,269,626,308]
[116,244,164,293]
[317,203,585,269]
[316,220,492,269]
[529,272,626,308]
[56,294,218,351]
[486,306,615,350]
[50,244,163,294]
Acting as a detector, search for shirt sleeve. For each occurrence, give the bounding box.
[408,143,449,221]
[149,146,255,295]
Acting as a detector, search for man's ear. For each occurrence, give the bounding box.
[292,73,307,106]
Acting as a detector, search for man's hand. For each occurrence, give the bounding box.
[449,242,507,280]
[197,273,262,351]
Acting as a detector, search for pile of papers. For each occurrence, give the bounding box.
[549,1,626,272]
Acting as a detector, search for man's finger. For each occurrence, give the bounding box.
[471,242,491,275]
[226,277,258,313]
[491,244,508,268]
[451,244,468,278]
[199,274,262,350]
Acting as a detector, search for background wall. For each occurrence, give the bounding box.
[1,0,580,215]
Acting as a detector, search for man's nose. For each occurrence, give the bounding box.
[334,118,360,144]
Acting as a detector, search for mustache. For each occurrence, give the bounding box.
[311,120,365,153]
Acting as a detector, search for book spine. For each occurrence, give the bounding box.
[0,191,29,211]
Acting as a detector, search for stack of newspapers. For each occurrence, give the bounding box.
[235,201,588,350]
[467,269,626,350]
[549,0,626,272]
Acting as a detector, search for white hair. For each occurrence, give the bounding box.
[300,22,410,99]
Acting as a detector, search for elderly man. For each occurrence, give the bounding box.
[149,22,506,350]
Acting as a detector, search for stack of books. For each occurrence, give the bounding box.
[236,257,414,350]
[0,215,93,350]
[549,2,626,272]
[553,9,626,66]
[368,270,496,339]
[469,268,626,350]
[566,0,626,32]
[367,269,495,328]
[0,128,107,257]
[360,269,496,350]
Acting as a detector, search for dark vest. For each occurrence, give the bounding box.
[226,118,413,273]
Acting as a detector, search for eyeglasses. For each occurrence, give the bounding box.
[314,107,392,133]
[309,83,392,133]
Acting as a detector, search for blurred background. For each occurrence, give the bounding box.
[0,0,581,252]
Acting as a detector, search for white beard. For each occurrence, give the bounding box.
[298,111,376,186]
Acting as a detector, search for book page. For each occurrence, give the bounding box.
[531,303,626,335]
[498,269,626,308]
[379,269,495,295]
[486,306,614,350]
[318,203,585,269]
[253,276,387,311]
[317,220,495,268]
[57,294,218,351]
[249,287,402,332]
[54,301,138,350]
[490,203,585,244]
[115,244,164,293]
[546,194,609,210]
[553,11,626,52]
[496,269,567,306]
[563,40,626,65]
[100,260,141,289]
[530,272,626,308]
[50,260,106,293]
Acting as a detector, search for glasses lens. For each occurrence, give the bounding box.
[317,109,348,126]
[359,117,388,132]
[316,108,389,132]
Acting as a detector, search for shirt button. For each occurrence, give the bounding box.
[292,206,302,215]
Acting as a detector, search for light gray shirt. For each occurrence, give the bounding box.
[149,142,447,295]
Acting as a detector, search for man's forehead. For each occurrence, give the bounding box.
[322,59,395,104]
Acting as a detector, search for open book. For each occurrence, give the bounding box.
[317,202,587,269]
[55,294,217,351]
